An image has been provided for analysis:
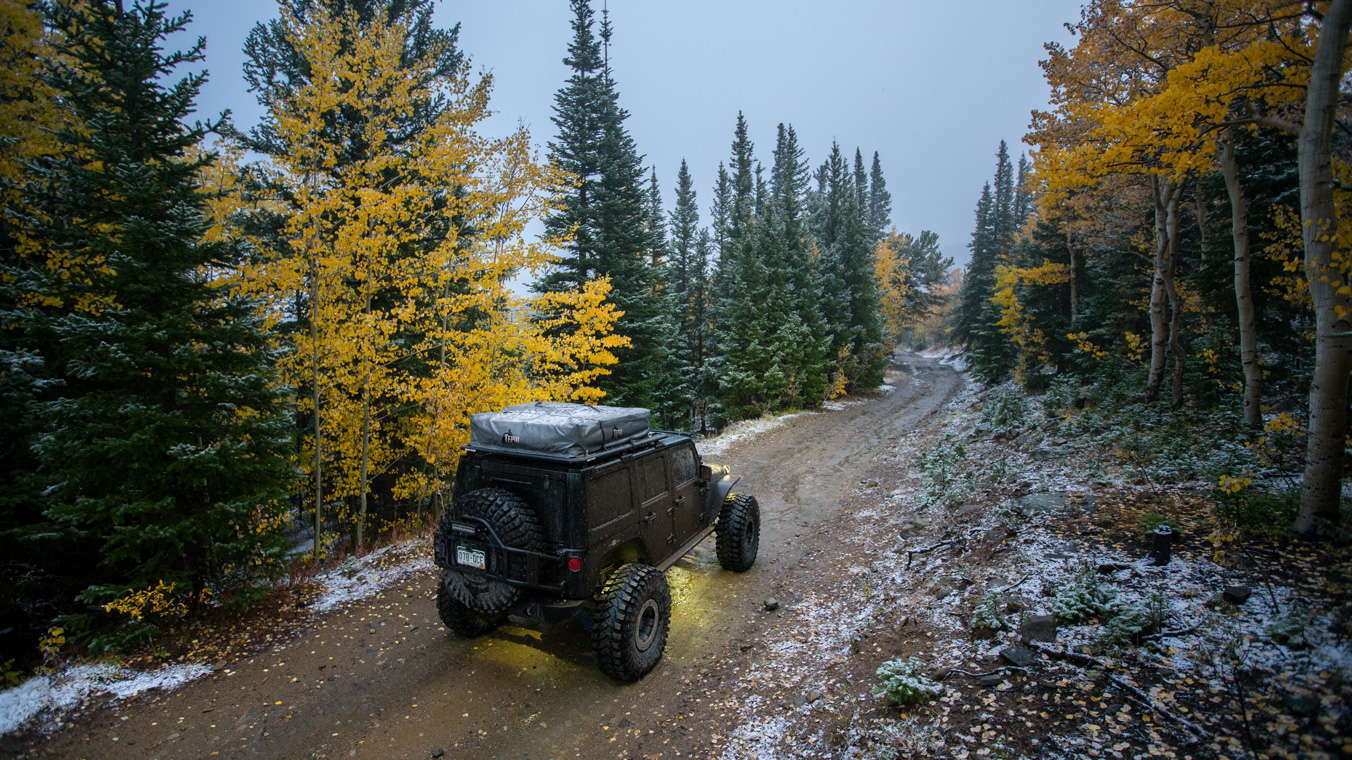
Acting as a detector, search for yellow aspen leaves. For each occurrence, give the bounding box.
[230,2,622,524]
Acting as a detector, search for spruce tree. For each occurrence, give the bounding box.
[543,1,677,420]
[868,151,893,243]
[992,140,1017,259]
[771,123,828,405]
[668,159,708,421]
[11,0,290,634]
[540,0,606,291]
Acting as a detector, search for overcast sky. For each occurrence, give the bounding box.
[162,0,1085,268]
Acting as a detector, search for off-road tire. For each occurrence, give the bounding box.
[592,564,671,681]
[438,487,542,615]
[715,493,759,572]
[437,576,505,637]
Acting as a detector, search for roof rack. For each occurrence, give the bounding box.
[464,430,687,465]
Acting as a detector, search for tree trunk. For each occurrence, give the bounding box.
[1145,176,1179,403]
[1165,184,1185,409]
[357,390,370,547]
[1067,230,1078,328]
[1297,0,1352,536]
[1220,136,1263,429]
[310,258,323,559]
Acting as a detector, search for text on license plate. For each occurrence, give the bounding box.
[456,546,486,570]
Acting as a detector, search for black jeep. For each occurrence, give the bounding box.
[432,402,760,681]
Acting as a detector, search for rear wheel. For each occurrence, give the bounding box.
[437,576,505,637]
[592,563,671,681]
[716,493,760,572]
[437,487,542,614]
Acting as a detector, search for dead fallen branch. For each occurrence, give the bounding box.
[1139,626,1198,641]
[943,665,1028,681]
[1027,642,1213,742]
[996,575,1029,594]
[906,539,956,569]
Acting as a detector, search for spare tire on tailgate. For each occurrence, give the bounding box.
[437,487,542,614]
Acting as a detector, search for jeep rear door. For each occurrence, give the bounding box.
[669,443,705,540]
[635,451,674,556]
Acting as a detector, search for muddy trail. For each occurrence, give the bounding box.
[20,352,961,760]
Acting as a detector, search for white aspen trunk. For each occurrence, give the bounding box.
[1220,137,1263,429]
[357,390,370,547]
[1297,0,1352,536]
[1145,176,1177,402]
[310,257,323,558]
[1165,184,1185,409]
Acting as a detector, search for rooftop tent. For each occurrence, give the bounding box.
[468,402,652,457]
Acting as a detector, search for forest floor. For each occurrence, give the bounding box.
[2,351,1350,759]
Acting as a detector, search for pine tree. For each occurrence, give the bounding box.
[868,151,893,243]
[958,182,997,345]
[771,123,828,405]
[540,0,606,291]
[647,167,666,266]
[992,140,1017,259]
[1014,153,1033,229]
[959,152,1018,382]
[668,159,708,424]
[542,1,676,420]
[11,0,291,633]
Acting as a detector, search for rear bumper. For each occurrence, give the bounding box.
[434,516,584,596]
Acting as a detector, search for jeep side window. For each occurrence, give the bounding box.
[639,454,668,502]
[670,446,697,486]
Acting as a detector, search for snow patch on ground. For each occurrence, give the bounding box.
[821,399,867,411]
[312,542,436,612]
[696,413,804,457]
[0,662,209,736]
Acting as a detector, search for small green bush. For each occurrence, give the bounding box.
[982,390,1028,437]
[971,592,1010,633]
[1099,593,1167,648]
[1217,491,1299,538]
[917,438,972,509]
[1051,561,1116,623]
[1137,512,1181,538]
[872,657,942,706]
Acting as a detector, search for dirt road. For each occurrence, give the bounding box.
[27,352,960,760]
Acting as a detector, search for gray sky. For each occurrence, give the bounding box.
[163,0,1084,268]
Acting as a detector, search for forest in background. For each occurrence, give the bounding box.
[956,0,1351,541]
[0,0,954,668]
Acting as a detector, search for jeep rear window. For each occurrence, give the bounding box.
[671,446,696,485]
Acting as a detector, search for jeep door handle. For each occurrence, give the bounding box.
[643,512,657,523]
[675,495,685,504]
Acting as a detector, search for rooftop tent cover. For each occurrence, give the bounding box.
[468,402,652,457]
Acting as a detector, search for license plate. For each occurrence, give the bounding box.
[456,545,486,570]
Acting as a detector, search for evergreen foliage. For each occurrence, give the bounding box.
[1,0,291,647]
[540,0,678,424]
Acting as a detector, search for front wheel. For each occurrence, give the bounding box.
[592,564,671,681]
[716,493,760,572]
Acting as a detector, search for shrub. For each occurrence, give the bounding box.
[1136,512,1181,538]
[1099,593,1167,648]
[917,438,972,509]
[1051,561,1116,623]
[971,592,1010,633]
[982,390,1028,437]
[873,657,942,706]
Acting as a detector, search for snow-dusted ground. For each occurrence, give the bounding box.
[714,377,1351,759]
[697,413,806,457]
[0,663,209,736]
[0,540,434,737]
[697,380,897,457]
